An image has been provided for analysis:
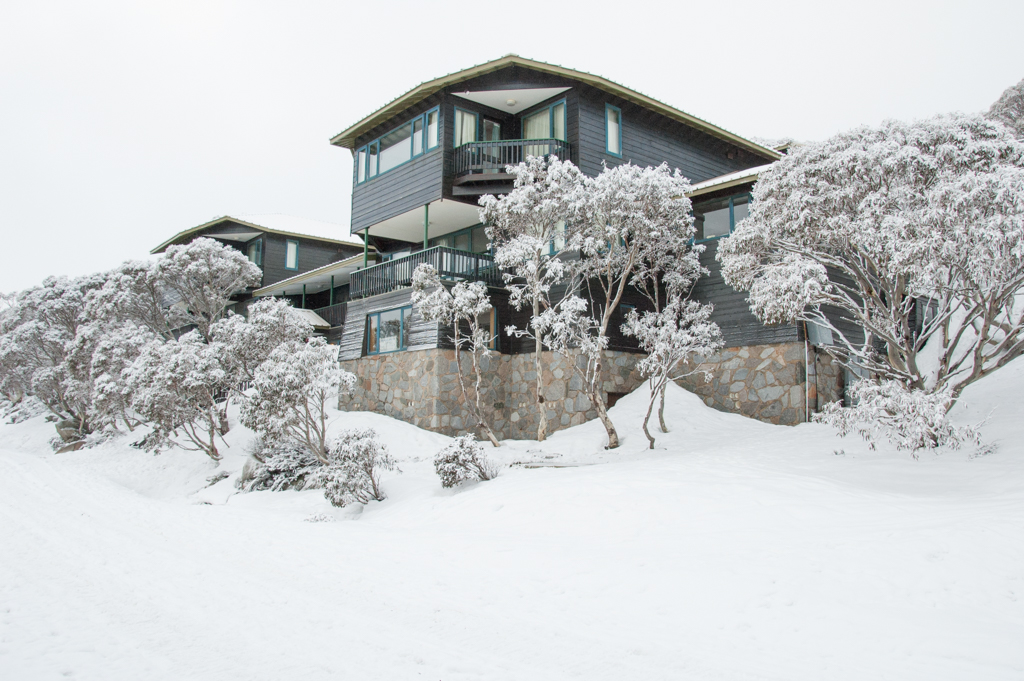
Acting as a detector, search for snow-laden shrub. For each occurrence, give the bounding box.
[434,435,499,488]
[238,438,321,492]
[309,428,399,507]
[815,380,981,455]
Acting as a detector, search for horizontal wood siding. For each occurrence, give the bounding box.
[692,240,801,348]
[576,85,772,182]
[337,288,439,361]
[259,234,362,289]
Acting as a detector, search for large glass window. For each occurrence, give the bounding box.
[522,100,566,141]
[430,224,491,254]
[285,239,299,270]
[693,194,750,240]
[454,108,478,147]
[366,306,413,354]
[477,308,497,350]
[355,107,440,184]
[246,238,263,267]
[605,104,622,156]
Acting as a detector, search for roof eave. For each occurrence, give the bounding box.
[151,217,373,254]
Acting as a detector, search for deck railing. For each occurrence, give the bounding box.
[312,301,347,328]
[454,139,570,177]
[349,246,503,299]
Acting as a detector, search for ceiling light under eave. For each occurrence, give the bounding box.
[506,99,516,107]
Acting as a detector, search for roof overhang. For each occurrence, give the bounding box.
[687,163,773,199]
[151,216,373,254]
[329,54,781,161]
[361,199,481,243]
[451,87,570,114]
[252,253,369,298]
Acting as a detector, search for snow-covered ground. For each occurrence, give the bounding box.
[2,361,1023,680]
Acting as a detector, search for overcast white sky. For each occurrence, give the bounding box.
[1,0,1022,291]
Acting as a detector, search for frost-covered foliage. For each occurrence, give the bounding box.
[719,113,1024,450]
[87,260,177,341]
[988,77,1024,140]
[125,331,231,460]
[240,337,354,461]
[308,428,399,507]
[622,298,723,448]
[87,322,156,431]
[479,155,584,442]
[213,297,313,382]
[433,435,499,488]
[411,264,500,447]
[155,237,262,342]
[238,439,321,493]
[816,380,981,455]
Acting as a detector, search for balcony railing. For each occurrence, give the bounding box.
[454,138,570,178]
[312,301,347,328]
[349,246,503,299]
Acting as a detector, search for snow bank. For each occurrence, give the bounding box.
[1,361,1022,680]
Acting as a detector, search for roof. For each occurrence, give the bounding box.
[687,164,774,199]
[329,54,782,161]
[151,214,369,254]
[292,308,330,330]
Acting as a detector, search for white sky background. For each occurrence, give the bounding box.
[1,0,1022,292]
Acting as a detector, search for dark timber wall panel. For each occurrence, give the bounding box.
[259,235,362,289]
[576,85,771,182]
[692,240,801,348]
[338,288,439,361]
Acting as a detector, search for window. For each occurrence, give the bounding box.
[366,306,413,354]
[522,100,566,141]
[477,308,497,350]
[454,108,478,147]
[285,239,299,270]
[605,104,622,156]
[550,219,567,255]
[355,107,440,183]
[693,194,750,241]
[430,224,491,254]
[246,238,263,267]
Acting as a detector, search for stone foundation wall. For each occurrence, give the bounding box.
[340,343,843,437]
[676,342,842,425]
[340,349,645,440]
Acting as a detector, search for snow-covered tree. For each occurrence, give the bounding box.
[622,298,722,448]
[539,162,697,449]
[479,155,584,442]
[155,237,262,341]
[86,260,176,341]
[126,331,231,460]
[238,438,322,493]
[411,264,501,447]
[309,428,398,507]
[212,297,313,383]
[434,435,499,488]
[719,113,1024,449]
[989,77,1024,140]
[240,337,355,462]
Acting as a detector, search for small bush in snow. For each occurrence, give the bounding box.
[434,435,499,488]
[237,439,321,493]
[308,428,399,507]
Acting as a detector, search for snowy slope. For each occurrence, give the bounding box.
[1,360,1023,680]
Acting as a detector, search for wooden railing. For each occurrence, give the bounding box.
[349,246,503,299]
[454,139,570,177]
[312,301,347,328]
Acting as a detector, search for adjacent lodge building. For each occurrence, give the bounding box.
[154,55,846,440]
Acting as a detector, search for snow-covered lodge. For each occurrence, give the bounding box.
[154,55,844,439]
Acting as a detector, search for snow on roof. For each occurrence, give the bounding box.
[687,164,774,198]
[231,214,363,246]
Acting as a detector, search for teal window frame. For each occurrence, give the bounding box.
[246,237,263,267]
[692,193,752,243]
[429,223,491,254]
[605,104,623,157]
[285,239,299,270]
[365,305,413,355]
[521,98,567,142]
[355,106,440,184]
[453,106,479,148]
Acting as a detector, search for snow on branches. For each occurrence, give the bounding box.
[309,428,399,507]
[719,113,1024,450]
[433,435,499,488]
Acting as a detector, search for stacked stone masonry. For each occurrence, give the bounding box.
[339,342,843,439]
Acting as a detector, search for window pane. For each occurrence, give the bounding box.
[477,309,494,349]
[368,314,379,353]
[606,107,621,154]
[471,226,490,253]
[552,219,566,252]
[552,103,565,141]
[427,110,439,148]
[247,241,257,264]
[694,198,730,239]
[378,308,402,352]
[523,108,550,140]
[379,123,413,174]
[402,308,412,349]
[454,109,477,147]
[368,141,378,177]
[357,148,366,183]
[483,119,501,141]
[732,195,750,226]
[412,118,424,156]
[286,240,298,269]
[454,231,471,251]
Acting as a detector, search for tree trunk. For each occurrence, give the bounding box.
[592,388,620,449]
[470,346,501,447]
[534,298,547,442]
[658,382,668,433]
[642,383,658,449]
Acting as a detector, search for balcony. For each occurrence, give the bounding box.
[349,246,503,299]
[452,138,570,195]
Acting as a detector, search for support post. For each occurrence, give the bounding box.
[302,284,306,309]
[329,275,335,306]
[423,203,429,250]
[363,233,368,268]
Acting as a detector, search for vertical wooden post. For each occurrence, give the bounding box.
[363,233,368,268]
[302,284,306,309]
[329,275,335,306]
[423,203,430,250]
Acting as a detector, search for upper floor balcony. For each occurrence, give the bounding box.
[452,138,570,196]
[349,246,502,299]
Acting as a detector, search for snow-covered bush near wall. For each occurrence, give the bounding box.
[434,435,499,488]
[816,380,982,455]
[309,428,399,507]
[237,438,321,493]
